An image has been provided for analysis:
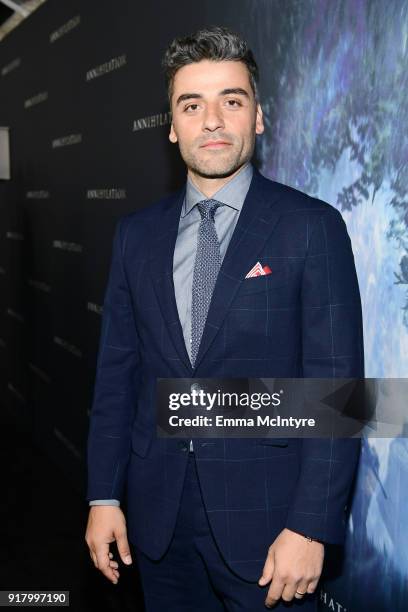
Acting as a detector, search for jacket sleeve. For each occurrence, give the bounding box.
[86,216,141,503]
[285,207,364,544]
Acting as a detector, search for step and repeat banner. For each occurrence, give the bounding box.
[0,1,407,609]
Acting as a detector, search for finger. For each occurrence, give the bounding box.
[116,530,133,565]
[281,581,298,602]
[95,545,119,584]
[258,550,275,586]
[265,575,285,608]
[293,579,309,600]
[107,550,117,568]
[306,578,319,594]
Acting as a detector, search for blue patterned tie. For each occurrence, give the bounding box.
[191,199,223,367]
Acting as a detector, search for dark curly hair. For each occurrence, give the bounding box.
[162,25,259,105]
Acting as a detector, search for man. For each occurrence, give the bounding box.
[85,26,364,611]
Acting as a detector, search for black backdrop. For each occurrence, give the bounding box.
[0,0,248,494]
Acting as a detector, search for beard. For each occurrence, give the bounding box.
[178,133,255,179]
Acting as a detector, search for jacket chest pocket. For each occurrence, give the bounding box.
[233,263,290,299]
[256,438,296,458]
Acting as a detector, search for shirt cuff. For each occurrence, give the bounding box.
[89,499,120,506]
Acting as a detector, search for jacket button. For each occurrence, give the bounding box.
[190,382,201,393]
[178,440,188,451]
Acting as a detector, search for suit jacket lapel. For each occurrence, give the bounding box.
[148,185,194,374]
[148,168,285,375]
[192,168,284,371]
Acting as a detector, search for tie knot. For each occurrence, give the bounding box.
[197,199,223,221]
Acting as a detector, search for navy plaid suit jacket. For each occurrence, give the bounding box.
[86,167,364,581]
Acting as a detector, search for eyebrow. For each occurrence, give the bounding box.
[175,87,250,106]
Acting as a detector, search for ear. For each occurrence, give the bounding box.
[255,103,264,135]
[169,122,178,143]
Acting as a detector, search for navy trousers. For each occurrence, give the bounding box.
[132,451,318,611]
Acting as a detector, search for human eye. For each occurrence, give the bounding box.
[184,103,200,113]
[225,98,243,108]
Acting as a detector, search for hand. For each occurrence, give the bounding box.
[85,505,133,585]
[258,528,324,608]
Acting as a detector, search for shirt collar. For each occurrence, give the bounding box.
[181,161,254,218]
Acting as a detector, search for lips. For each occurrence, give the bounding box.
[200,141,231,149]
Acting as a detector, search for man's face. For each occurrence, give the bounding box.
[169,59,264,179]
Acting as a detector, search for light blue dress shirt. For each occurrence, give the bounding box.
[89,162,253,506]
[173,161,253,361]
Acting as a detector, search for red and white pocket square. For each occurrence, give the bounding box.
[245,261,272,278]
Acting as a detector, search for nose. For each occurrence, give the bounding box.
[202,104,225,132]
